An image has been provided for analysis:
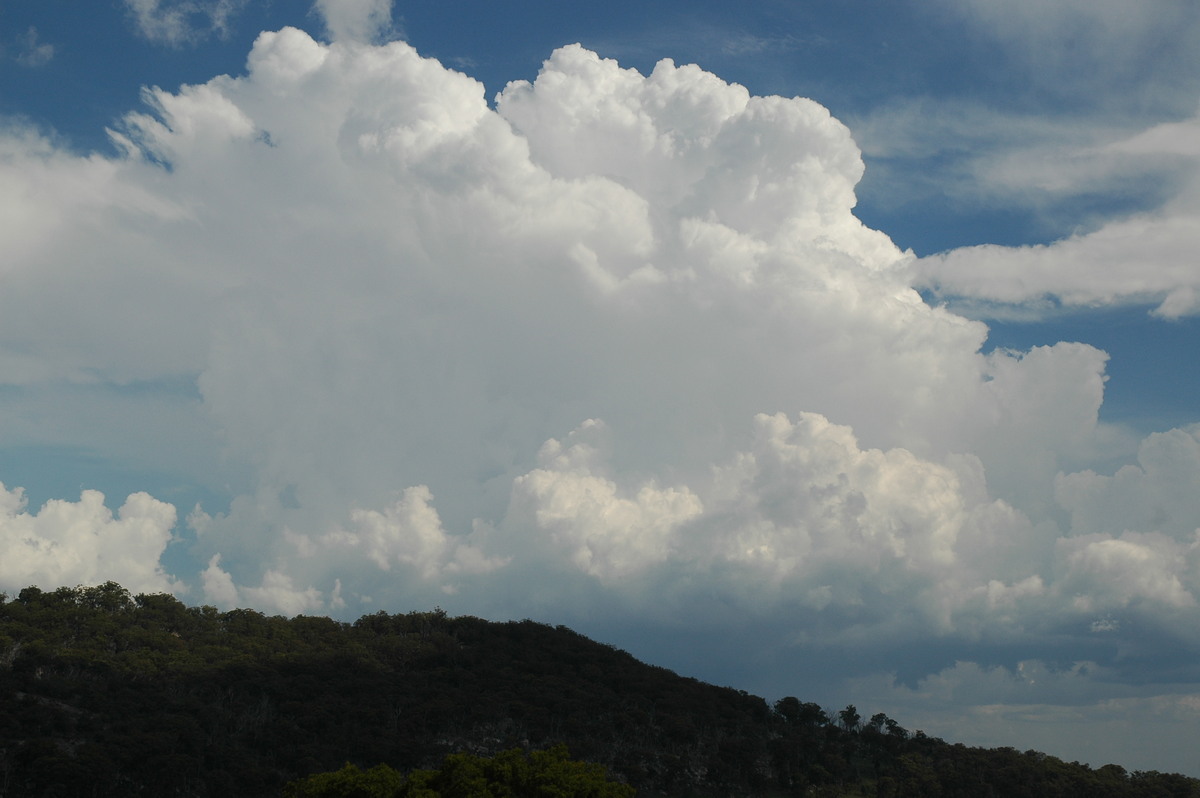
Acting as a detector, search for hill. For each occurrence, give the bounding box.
[1,582,1196,797]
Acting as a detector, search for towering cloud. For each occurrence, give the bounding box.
[0,20,1153,615]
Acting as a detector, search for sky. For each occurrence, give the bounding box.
[3,0,1200,776]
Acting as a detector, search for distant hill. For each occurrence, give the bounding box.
[1,582,1197,797]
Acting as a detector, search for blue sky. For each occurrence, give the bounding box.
[4,0,1200,776]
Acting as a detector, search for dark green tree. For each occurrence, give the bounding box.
[285,746,633,798]
[284,763,405,798]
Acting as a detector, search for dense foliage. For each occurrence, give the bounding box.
[283,746,634,798]
[1,582,1197,797]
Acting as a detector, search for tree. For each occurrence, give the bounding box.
[284,763,404,798]
[838,705,861,732]
[774,697,828,727]
[79,581,135,612]
[400,746,633,798]
[284,747,635,798]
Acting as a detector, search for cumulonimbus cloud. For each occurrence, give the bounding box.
[0,22,1176,619]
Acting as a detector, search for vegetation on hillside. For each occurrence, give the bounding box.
[1,582,1196,797]
[283,746,634,798]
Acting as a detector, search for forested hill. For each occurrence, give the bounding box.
[1,583,1197,797]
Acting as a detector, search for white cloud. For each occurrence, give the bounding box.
[239,569,325,616]
[914,204,1200,319]
[312,0,395,43]
[346,485,505,578]
[1056,532,1196,613]
[852,2,1200,300]
[0,484,177,596]
[1057,425,1200,539]
[199,539,330,615]
[200,553,238,608]
[903,106,1200,318]
[493,411,1050,641]
[12,27,55,68]
[123,0,247,46]
[506,420,703,582]
[855,5,1200,318]
[848,98,1180,225]
[189,481,505,614]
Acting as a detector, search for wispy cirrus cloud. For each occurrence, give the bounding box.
[929,0,1200,110]
[122,0,247,46]
[11,26,56,67]
[909,109,1200,319]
